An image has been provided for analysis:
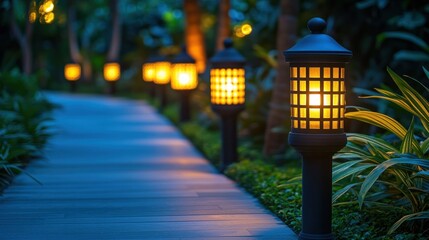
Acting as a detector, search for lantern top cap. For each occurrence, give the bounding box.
[210,38,245,67]
[284,17,352,63]
[171,46,196,64]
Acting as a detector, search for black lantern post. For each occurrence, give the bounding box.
[64,62,81,92]
[210,39,246,171]
[103,62,121,94]
[152,56,171,110]
[142,57,157,98]
[284,17,352,240]
[171,47,198,122]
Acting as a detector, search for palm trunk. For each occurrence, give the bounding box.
[67,0,82,63]
[10,0,33,75]
[263,0,299,156]
[184,0,206,73]
[216,0,230,51]
[107,0,121,62]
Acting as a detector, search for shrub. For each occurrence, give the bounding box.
[0,69,55,191]
[333,67,429,236]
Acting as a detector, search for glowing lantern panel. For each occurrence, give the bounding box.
[142,63,155,82]
[171,63,197,90]
[104,63,121,82]
[290,65,346,132]
[210,68,245,105]
[153,61,171,85]
[64,63,81,81]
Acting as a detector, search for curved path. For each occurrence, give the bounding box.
[0,92,296,239]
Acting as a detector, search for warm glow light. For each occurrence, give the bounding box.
[44,12,54,23]
[171,63,198,90]
[290,65,346,131]
[241,24,252,35]
[234,23,253,38]
[43,1,54,12]
[29,12,36,23]
[211,68,245,105]
[153,61,171,85]
[104,63,121,82]
[142,63,155,82]
[64,63,81,81]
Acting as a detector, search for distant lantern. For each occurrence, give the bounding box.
[64,63,81,92]
[210,39,246,109]
[64,63,81,81]
[153,56,171,109]
[209,38,246,171]
[103,62,121,82]
[171,47,198,122]
[171,47,198,91]
[142,58,156,82]
[104,62,120,94]
[153,58,171,85]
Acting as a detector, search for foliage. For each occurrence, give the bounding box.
[333,67,429,235]
[0,69,55,191]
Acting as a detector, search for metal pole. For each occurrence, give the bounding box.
[180,90,191,122]
[299,151,333,240]
[109,81,116,95]
[220,114,237,171]
[70,81,77,93]
[149,82,156,98]
[289,133,346,240]
[159,84,167,110]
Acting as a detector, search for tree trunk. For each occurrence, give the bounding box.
[184,0,206,73]
[67,0,82,63]
[263,0,299,156]
[10,0,33,75]
[107,0,121,62]
[216,0,230,51]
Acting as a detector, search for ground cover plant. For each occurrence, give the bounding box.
[0,69,55,192]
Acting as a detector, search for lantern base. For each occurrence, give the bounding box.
[211,104,244,117]
[288,132,346,153]
[299,232,334,240]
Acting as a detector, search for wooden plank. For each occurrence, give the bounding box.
[0,92,297,239]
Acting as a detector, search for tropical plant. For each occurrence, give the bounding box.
[0,69,55,191]
[333,67,429,235]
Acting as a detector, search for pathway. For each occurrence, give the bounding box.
[0,92,296,239]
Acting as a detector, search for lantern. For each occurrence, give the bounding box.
[142,58,156,82]
[142,57,157,97]
[171,47,198,122]
[284,17,352,240]
[153,59,171,85]
[64,63,81,92]
[153,57,171,109]
[103,62,120,94]
[209,38,246,171]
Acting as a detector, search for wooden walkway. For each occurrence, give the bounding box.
[0,92,296,239]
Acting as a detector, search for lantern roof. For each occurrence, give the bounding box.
[144,56,159,64]
[210,38,245,68]
[284,17,352,63]
[171,46,196,64]
[151,55,169,63]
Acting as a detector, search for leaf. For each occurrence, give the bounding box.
[388,211,429,234]
[347,133,399,153]
[376,32,429,51]
[345,110,407,139]
[358,158,429,208]
[423,66,429,80]
[333,164,375,184]
[332,182,361,203]
[394,50,429,62]
[387,67,429,130]
[400,118,422,157]
[421,137,429,155]
[410,171,429,181]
